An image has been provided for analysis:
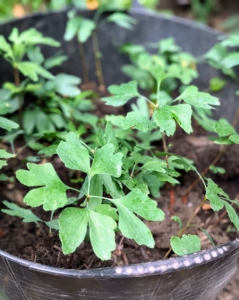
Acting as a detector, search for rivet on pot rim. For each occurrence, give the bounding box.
[172,262,180,269]
[211,250,218,258]
[148,266,155,273]
[194,256,203,264]
[160,265,168,272]
[204,253,211,261]
[115,267,123,274]
[218,248,224,255]
[183,260,192,267]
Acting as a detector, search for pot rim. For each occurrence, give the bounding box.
[1,240,238,278]
[0,4,231,279]
[0,5,221,37]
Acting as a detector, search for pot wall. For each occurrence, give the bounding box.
[0,8,239,300]
[0,241,239,300]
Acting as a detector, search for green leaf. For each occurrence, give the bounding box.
[53,73,81,97]
[23,108,39,135]
[95,204,119,220]
[27,47,44,64]
[57,132,90,174]
[102,81,139,106]
[229,134,239,144]
[114,189,164,221]
[206,178,228,211]
[222,52,239,68]
[214,119,235,137]
[16,163,68,211]
[143,173,162,198]
[59,207,117,259]
[88,210,116,260]
[171,216,182,229]
[100,174,125,198]
[107,13,137,30]
[170,234,201,256]
[0,149,14,169]
[2,200,41,223]
[17,62,54,82]
[111,189,164,247]
[209,166,226,174]
[77,17,95,43]
[198,227,215,246]
[176,86,219,109]
[0,35,11,53]
[156,172,179,184]
[224,201,239,230]
[38,144,58,156]
[82,175,103,209]
[64,14,79,41]
[0,161,7,168]
[59,207,88,255]
[90,144,123,177]
[0,116,19,131]
[114,203,155,248]
[153,104,192,136]
[45,219,59,230]
[209,77,226,92]
[0,149,14,159]
[15,28,60,47]
[122,112,157,132]
[105,121,118,150]
[210,136,233,145]
[221,34,239,47]
[44,54,68,69]
[141,159,166,173]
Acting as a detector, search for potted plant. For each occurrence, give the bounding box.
[0,3,239,300]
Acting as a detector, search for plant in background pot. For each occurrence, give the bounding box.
[1,4,239,300]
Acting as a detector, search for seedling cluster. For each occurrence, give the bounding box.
[1,3,239,263]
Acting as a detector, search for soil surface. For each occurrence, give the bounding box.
[1,115,239,274]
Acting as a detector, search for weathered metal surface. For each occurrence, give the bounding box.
[0,7,239,300]
[0,241,239,299]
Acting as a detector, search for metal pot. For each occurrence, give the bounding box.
[0,6,239,300]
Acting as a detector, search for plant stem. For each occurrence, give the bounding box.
[130,163,137,177]
[13,67,22,127]
[92,30,105,91]
[211,194,239,229]
[162,133,169,166]
[141,95,158,108]
[78,41,90,83]
[87,175,91,197]
[232,108,239,128]
[163,199,205,259]
[182,145,226,197]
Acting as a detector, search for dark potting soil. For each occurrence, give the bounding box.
[0,109,239,270]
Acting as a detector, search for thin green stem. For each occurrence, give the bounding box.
[90,195,116,201]
[79,140,92,152]
[87,175,91,197]
[69,187,81,193]
[130,162,137,177]
[140,95,158,108]
[10,142,15,155]
[49,210,54,235]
